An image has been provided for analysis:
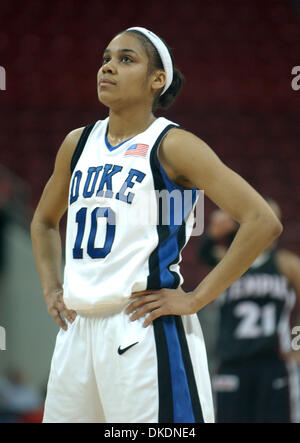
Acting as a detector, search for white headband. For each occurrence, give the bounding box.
[126,26,173,95]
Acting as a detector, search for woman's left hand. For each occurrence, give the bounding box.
[126,287,196,327]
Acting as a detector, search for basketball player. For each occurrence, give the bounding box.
[31,27,282,423]
[198,201,300,422]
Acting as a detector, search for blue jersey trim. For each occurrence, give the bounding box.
[147,124,199,290]
[157,165,198,289]
[104,134,134,152]
[175,316,204,422]
[70,123,96,174]
[153,318,174,422]
[162,316,196,422]
[148,124,204,423]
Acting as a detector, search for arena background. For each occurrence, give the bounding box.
[0,0,299,422]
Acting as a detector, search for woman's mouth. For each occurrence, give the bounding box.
[99,79,116,87]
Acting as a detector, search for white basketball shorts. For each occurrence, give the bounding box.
[43,304,215,423]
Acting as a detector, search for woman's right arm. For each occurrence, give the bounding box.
[30,127,84,330]
[198,209,238,267]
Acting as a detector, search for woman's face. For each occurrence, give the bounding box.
[97,32,153,109]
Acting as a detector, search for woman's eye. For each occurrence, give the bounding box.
[121,56,132,63]
[102,55,133,65]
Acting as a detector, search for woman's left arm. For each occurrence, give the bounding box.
[127,128,283,326]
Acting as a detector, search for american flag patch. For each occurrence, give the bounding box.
[124,143,149,158]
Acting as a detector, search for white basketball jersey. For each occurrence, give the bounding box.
[63,117,199,311]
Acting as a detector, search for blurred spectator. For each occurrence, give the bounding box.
[0,207,7,277]
[0,177,11,280]
[198,199,300,423]
[0,368,44,423]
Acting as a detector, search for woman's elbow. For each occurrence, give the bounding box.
[263,212,283,240]
[30,211,43,232]
[273,217,283,238]
[30,211,58,234]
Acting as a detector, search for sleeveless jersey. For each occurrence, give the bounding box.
[63,117,199,312]
[216,249,296,363]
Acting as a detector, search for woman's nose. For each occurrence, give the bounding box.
[102,59,116,74]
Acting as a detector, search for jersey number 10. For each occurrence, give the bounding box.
[72,207,116,259]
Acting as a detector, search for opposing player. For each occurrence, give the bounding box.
[198,201,300,422]
[31,27,282,423]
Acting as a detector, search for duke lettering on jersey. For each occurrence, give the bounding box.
[63,117,199,312]
[70,164,145,205]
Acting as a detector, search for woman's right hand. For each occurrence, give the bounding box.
[44,288,77,331]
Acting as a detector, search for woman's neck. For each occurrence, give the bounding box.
[106,107,156,146]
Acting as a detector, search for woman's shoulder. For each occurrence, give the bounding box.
[58,120,105,171]
[158,126,209,188]
[163,125,207,149]
[160,125,212,168]
[64,127,86,147]
[63,119,104,149]
[54,126,86,171]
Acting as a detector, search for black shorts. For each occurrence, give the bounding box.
[212,357,298,423]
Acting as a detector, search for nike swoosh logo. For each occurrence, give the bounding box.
[118,342,139,355]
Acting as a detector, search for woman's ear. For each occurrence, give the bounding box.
[151,70,166,92]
